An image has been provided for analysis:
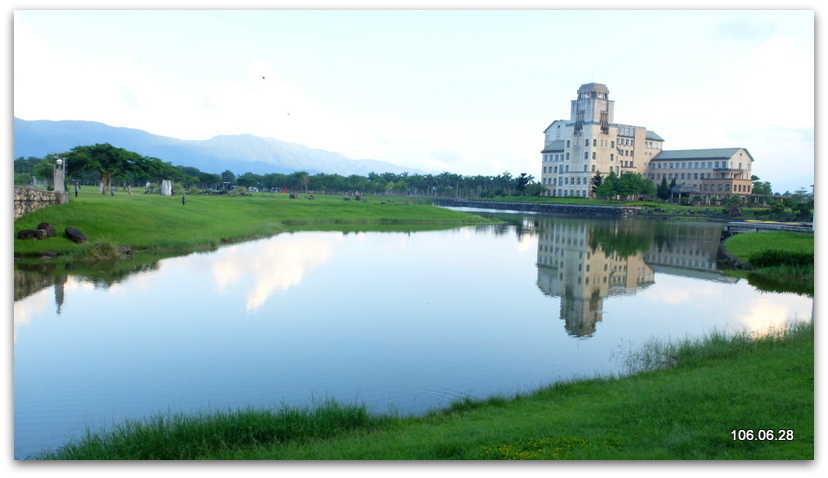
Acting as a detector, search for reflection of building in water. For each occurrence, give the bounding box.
[537,220,737,337]
[536,221,654,337]
[643,222,738,283]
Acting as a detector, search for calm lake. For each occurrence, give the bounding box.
[13,211,813,459]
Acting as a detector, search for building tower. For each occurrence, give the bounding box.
[571,83,614,135]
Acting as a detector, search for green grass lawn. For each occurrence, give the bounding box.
[722,231,814,296]
[724,231,814,262]
[38,322,813,460]
[13,189,496,257]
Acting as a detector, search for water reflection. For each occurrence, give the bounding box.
[208,234,341,313]
[536,220,655,337]
[13,217,800,337]
[533,217,739,337]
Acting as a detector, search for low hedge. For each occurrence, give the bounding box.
[748,249,814,268]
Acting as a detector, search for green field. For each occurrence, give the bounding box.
[13,189,496,257]
[724,231,814,260]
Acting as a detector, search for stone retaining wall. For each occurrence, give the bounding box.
[433,199,640,217]
[14,186,69,220]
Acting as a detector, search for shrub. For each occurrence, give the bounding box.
[748,249,814,268]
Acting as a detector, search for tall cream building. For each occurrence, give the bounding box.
[541,83,754,199]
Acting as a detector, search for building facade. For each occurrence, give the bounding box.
[540,83,753,199]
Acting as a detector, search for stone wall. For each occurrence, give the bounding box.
[433,198,640,217]
[14,186,69,220]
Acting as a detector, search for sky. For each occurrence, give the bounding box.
[10,3,818,194]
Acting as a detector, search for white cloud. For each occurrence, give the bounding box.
[12,10,815,190]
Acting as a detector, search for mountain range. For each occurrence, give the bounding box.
[13,117,426,177]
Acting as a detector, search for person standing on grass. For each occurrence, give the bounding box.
[182,194,186,206]
[74,184,79,197]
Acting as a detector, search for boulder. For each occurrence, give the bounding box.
[65,227,88,244]
[17,229,46,240]
[37,222,57,237]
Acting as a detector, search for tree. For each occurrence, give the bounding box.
[591,173,603,197]
[31,155,60,184]
[516,173,531,195]
[221,170,236,186]
[751,175,773,196]
[133,156,186,187]
[14,156,42,174]
[595,171,619,200]
[65,143,144,194]
[236,172,263,189]
[723,195,743,216]
[616,172,639,200]
[525,183,547,197]
[657,177,671,200]
[14,173,32,185]
[198,172,222,190]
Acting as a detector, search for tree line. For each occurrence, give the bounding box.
[14,142,793,202]
[13,143,548,198]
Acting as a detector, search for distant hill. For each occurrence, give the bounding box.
[13,118,425,176]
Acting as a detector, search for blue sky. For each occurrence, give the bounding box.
[11,4,817,193]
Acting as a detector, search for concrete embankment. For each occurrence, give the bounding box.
[433,199,640,217]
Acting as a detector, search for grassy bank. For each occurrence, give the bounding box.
[724,231,814,259]
[38,321,813,460]
[723,231,814,295]
[13,189,497,257]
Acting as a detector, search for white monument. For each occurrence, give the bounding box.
[161,180,172,196]
[53,159,66,192]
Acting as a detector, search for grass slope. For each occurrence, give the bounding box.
[724,231,814,261]
[723,231,814,295]
[13,190,495,256]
